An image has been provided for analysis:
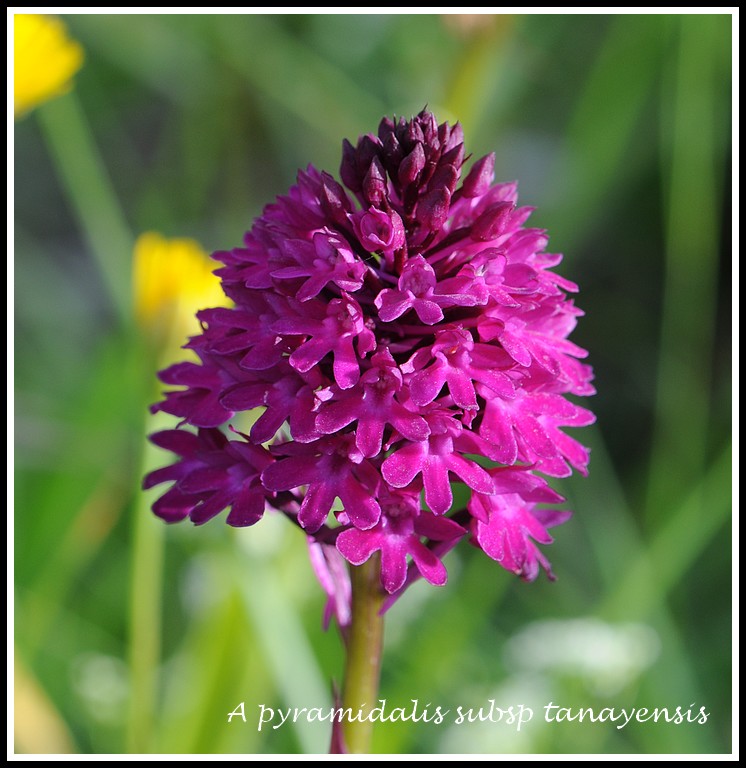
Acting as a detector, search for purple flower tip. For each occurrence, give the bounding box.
[146,109,595,625]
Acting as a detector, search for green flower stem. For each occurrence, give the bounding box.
[340,555,385,754]
[36,91,134,325]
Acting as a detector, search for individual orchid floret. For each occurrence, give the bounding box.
[270,231,367,301]
[274,293,375,389]
[406,327,515,410]
[381,411,495,515]
[315,347,429,458]
[337,488,466,593]
[261,435,381,532]
[308,540,353,631]
[469,493,573,581]
[143,428,272,527]
[349,206,405,258]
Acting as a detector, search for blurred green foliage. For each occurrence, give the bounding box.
[14,13,732,755]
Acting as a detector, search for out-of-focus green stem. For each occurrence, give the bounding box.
[340,556,385,754]
[126,417,166,754]
[126,338,169,754]
[36,91,133,325]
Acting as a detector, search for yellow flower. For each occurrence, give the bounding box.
[14,14,84,118]
[133,232,228,346]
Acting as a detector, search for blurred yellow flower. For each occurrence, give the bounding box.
[14,14,84,118]
[133,232,228,344]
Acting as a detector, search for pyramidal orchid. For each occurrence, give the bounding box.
[145,110,594,753]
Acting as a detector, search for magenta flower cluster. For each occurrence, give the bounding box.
[145,110,594,618]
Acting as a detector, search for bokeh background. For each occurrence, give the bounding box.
[13,12,733,755]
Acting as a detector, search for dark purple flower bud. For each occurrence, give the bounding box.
[471,201,515,241]
[319,172,353,226]
[398,142,426,189]
[461,153,496,198]
[362,156,387,206]
[441,142,465,170]
[445,122,464,152]
[356,134,382,174]
[428,163,461,197]
[437,121,451,148]
[417,186,451,231]
[419,110,439,146]
[340,138,361,192]
[381,132,403,177]
[404,119,424,150]
[377,115,396,141]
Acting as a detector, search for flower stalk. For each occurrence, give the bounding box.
[339,555,385,754]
